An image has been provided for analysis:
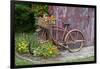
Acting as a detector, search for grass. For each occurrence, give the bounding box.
[15,32,39,51]
[15,56,34,66]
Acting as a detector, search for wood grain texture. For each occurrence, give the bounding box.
[48,6,95,46]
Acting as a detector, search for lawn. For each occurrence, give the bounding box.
[15,56,34,66]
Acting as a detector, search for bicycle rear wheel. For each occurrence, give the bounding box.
[64,29,85,52]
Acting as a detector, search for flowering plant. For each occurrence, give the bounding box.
[33,41,60,58]
[48,15,56,24]
[16,35,29,54]
[37,15,56,27]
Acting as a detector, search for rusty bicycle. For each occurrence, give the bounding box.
[29,16,85,55]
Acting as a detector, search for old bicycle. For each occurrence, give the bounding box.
[29,15,85,55]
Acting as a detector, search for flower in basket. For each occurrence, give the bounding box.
[50,15,56,24]
[51,15,56,20]
[43,14,48,22]
[47,15,56,25]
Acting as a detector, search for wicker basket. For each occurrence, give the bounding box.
[37,17,48,28]
[37,16,56,28]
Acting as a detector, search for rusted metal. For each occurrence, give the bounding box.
[37,17,85,52]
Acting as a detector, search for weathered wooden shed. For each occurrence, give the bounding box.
[48,6,95,46]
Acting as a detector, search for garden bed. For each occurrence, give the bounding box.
[15,46,94,65]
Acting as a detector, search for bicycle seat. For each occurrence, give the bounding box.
[64,23,71,28]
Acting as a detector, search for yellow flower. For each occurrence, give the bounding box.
[18,44,21,47]
[49,51,52,54]
[18,48,21,50]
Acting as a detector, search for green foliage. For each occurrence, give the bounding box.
[15,3,36,32]
[15,2,48,32]
[28,33,40,52]
[15,33,60,58]
[32,4,48,17]
[33,41,60,58]
[16,33,29,54]
[15,56,34,66]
